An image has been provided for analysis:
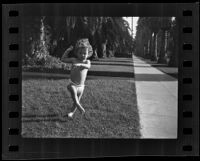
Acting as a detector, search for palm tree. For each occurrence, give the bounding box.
[135,17,178,66]
[167,17,178,66]
[135,17,152,58]
[75,17,133,58]
[21,16,42,65]
[23,16,135,64]
[157,17,172,63]
[146,17,161,61]
[106,17,134,56]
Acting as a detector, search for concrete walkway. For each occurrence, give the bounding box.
[132,55,178,138]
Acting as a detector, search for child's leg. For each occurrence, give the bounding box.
[68,85,85,114]
[68,90,83,116]
[67,84,77,118]
[77,89,84,112]
[70,103,77,114]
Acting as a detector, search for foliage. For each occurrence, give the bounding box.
[22,16,134,67]
[135,17,178,66]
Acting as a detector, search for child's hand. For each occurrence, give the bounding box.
[68,45,74,51]
[63,46,73,57]
[80,65,85,70]
[64,45,73,53]
[79,60,91,69]
[74,63,85,69]
[61,46,75,63]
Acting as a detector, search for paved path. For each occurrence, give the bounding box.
[133,55,178,138]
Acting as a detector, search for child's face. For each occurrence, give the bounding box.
[77,47,89,61]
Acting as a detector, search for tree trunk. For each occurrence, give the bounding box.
[66,28,70,44]
[143,45,146,57]
[93,49,99,60]
[168,34,178,66]
[150,32,157,61]
[146,39,151,59]
[158,29,166,63]
[155,33,158,61]
[101,41,107,58]
[147,39,151,56]
[168,44,176,66]
[168,21,179,67]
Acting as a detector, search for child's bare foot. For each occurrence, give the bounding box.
[67,112,74,119]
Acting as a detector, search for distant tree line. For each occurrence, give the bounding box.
[135,17,178,66]
[22,16,135,67]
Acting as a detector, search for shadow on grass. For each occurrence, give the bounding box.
[133,57,178,79]
[22,74,70,80]
[151,65,178,79]
[22,114,72,123]
[22,72,177,81]
[22,114,58,118]
[132,65,178,79]
[134,74,177,81]
[22,70,135,80]
[22,118,67,123]
[133,66,178,79]
[164,73,178,79]
[134,63,177,68]
[86,76,132,80]
[88,71,134,78]
[98,60,133,63]
[91,62,133,66]
[133,65,165,67]
[22,113,90,123]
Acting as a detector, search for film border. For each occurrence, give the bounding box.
[2,3,199,159]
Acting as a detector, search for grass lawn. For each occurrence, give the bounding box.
[91,57,134,73]
[23,57,134,74]
[22,78,141,138]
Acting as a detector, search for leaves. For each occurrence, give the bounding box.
[135,17,178,66]
[23,16,134,65]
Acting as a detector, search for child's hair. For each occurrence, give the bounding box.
[74,38,93,58]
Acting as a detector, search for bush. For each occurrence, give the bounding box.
[23,54,69,71]
[44,55,68,70]
[114,52,132,58]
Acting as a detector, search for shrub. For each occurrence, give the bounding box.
[44,55,69,70]
[115,52,132,58]
[23,54,69,71]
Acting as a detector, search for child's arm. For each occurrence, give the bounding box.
[61,46,76,63]
[77,60,91,69]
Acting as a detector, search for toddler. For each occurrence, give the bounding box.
[61,39,93,118]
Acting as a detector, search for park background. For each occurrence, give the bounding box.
[22,17,178,138]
